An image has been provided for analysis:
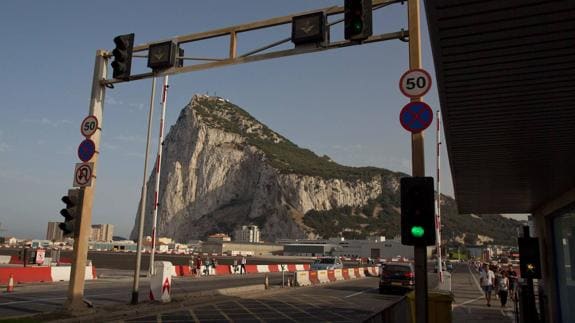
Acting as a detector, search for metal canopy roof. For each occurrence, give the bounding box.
[424,0,575,214]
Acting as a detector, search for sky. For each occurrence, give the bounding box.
[0,1,456,240]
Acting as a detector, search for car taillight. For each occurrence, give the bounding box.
[404,272,415,279]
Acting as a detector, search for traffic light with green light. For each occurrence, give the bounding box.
[401,177,436,246]
[344,0,372,41]
[59,189,83,237]
[111,33,135,81]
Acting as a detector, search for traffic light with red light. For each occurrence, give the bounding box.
[111,33,135,80]
[401,177,436,246]
[344,0,372,41]
[59,189,83,237]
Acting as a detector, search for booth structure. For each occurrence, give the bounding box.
[424,1,575,322]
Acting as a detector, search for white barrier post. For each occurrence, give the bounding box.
[149,261,172,302]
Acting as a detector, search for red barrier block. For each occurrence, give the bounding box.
[327,269,336,282]
[342,268,351,280]
[268,265,279,272]
[303,264,310,270]
[353,268,361,278]
[245,265,258,274]
[287,264,297,272]
[215,265,231,275]
[0,267,52,284]
[180,265,192,276]
[92,266,97,279]
[9,256,22,265]
[309,271,320,285]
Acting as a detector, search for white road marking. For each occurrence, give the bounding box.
[344,287,378,298]
[452,296,484,309]
[0,291,126,306]
[468,264,484,293]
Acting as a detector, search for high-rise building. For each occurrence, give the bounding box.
[46,222,64,241]
[90,224,114,242]
[233,225,260,243]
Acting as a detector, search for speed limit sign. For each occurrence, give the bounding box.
[81,115,99,138]
[399,69,432,98]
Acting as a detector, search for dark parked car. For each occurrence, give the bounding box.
[379,262,415,294]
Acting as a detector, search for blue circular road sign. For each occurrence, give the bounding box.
[77,139,96,162]
[399,102,433,133]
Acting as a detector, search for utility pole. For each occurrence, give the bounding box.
[66,49,107,311]
[407,1,428,323]
[131,76,157,305]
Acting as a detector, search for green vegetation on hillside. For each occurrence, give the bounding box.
[303,192,523,246]
[193,96,393,180]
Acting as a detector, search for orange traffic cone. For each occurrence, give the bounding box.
[7,273,14,292]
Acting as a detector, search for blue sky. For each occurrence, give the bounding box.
[0,1,452,239]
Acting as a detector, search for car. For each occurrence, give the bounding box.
[379,262,415,294]
[310,257,343,270]
[445,261,453,272]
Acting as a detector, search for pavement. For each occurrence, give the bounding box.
[0,277,400,322]
[451,263,515,323]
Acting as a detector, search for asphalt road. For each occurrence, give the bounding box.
[0,272,293,318]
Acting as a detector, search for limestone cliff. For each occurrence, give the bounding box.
[129,95,401,242]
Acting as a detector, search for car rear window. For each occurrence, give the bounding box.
[318,258,336,264]
[384,265,412,272]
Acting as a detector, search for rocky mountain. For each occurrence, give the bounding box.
[130,95,522,245]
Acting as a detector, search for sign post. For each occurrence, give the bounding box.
[406,1,428,323]
[66,50,106,312]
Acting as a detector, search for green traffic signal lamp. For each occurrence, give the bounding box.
[411,226,425,238]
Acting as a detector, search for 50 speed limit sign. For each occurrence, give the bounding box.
[399,69,432,98]
[80,115,99,138]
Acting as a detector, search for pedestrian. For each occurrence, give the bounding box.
[196,256,202,277]
[233,258,239,274]
[204,258,211,276]
[506,264,518,301]
[241,255,247,274]
[189,257,195,276]
[498,271,510,307]
[479,263,495,307]
[211,257,218,274]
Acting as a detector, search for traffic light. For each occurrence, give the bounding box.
[344,0,372,41]
[111,33,135,80]
[518,237,542,279]
[147,40,178,71]
[59,189,83,237]
[401,177,436,246]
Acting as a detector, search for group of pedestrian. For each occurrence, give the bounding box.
[479,262,517,307]
[189,255,247,276]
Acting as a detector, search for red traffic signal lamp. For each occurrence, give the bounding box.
[59,189,83,237]
[111,33,135,81]
[344,0,373,41]
[401,177,436,246]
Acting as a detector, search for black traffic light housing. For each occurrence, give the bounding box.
[401,177,436,246]
[518,236,542,279]
[344,0,373,41]
[111,33,135,81]
[59,189,83,237]
[291,11,327,46]
[147,41,178,71]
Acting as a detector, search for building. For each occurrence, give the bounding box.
[233,225,260,243]
[208,233,231,242]
[424,3,575,320]
[46,222,64,241]
[201,241,282,256]
[90,224,114,242]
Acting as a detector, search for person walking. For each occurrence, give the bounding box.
[240,255,247,275]
[480,263,495,307]
[506,264,518,301]
[498,271,510,307]
[233,258,239,274]
[196,256,203,277]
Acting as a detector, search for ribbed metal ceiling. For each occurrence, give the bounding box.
[424,0,575,213]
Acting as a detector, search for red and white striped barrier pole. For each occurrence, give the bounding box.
[150,76,169,275]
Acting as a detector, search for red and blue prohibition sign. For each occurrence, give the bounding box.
[77,139,96,162]
[399,102,433,133]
